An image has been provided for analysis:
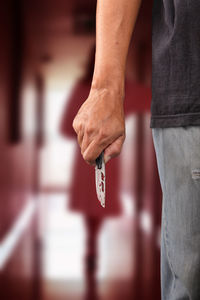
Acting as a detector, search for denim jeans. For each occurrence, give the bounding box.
[152,126,200,300]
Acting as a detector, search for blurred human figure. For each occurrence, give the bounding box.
[60,44,153,300]
[60,45,121,300]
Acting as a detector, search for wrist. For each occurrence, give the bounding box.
[91,73,125,99]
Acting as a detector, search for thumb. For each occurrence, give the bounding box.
[104,135,125,164]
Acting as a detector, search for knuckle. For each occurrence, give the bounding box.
[72,118,78,131]
[73,118,83,133]
[98,128,109,141]
[85,125,94,135]
[83,151,89,161]
[83,152,93,164]
[98,131,106,140]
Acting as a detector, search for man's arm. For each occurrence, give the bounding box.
[73,0,143,165]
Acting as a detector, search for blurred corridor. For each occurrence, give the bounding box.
[0,1,162,299]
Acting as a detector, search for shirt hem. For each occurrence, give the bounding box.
[150,112,200,128]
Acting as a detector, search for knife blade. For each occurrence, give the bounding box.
[95,151,106,208]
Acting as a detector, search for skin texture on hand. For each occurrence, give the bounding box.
[72,0,142,165]
[72,87,125,165]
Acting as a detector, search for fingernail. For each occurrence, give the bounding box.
[104,156,111,164]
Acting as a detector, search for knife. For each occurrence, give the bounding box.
[95,151,106,208]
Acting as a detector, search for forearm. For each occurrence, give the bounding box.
[73,0,143,164]
[92,0,142,93]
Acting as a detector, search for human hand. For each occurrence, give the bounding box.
[72,86,125,165]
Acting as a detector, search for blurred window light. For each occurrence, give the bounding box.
[41,85,76,189]
[42,194,85,280]
[0,199,35,270]
[39,36,95,190]
[21,83,37,139]
[140,210,152,235]
[120,191,135,217]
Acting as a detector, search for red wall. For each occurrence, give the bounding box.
[0,1,35,241]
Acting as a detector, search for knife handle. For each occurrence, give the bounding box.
[95,151,104,169]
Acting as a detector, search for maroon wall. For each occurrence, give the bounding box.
[0,1,35,241]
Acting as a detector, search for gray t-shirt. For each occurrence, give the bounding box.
[150,0,200,128]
